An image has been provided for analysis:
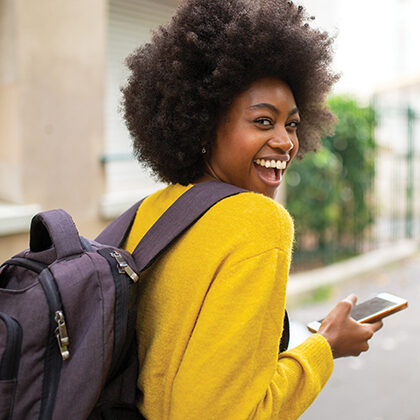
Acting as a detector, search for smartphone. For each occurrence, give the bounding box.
[306,292,408,333]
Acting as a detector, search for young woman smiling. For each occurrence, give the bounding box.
[197,78,300,199]
[122,1,383,418]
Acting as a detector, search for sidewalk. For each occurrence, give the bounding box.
[288,246,420,420]
[287,239,419,306]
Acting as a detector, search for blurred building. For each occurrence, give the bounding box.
[302,0,420,246]
[301,0,420,98]
[0,0,178,260]
[373,79,420,243]
[1,0,419,262]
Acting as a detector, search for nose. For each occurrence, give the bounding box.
[267,130,294,153]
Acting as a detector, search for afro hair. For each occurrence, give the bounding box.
[122,0,339,185]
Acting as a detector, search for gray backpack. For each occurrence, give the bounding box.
[0,181,249,420]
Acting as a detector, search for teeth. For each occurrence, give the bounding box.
[255,159,286,170]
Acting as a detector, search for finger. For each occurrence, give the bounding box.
[361,342,369,352]
[369,320,383,333]
[342,294,357,306]
[340,294,357,314]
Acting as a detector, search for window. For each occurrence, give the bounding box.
[102,0,177,218]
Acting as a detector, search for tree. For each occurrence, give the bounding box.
[286,96,376,267]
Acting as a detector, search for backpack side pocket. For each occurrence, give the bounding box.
[0,313,23,420]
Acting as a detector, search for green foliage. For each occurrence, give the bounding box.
[303,285,335,305]
[286,96,376,266]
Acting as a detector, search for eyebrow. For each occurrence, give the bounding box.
[248,103,300,118]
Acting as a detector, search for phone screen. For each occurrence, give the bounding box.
[316,297,395,324]
[350,296,395,321]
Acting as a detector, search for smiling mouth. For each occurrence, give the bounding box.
[253,159,285,185]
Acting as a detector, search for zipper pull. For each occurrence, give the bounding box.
[110,251,139,283]
[55,311,70,360]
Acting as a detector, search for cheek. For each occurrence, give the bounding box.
[291,137,299,159]
[216,133,250,165]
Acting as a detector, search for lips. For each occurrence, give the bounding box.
[253,161,282,186]
[252,155,289,188]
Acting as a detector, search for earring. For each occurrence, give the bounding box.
[202,146,207,154]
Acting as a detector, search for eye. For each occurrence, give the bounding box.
[287,120,300,129]
[255,117,273,127]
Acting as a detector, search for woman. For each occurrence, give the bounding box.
[122,0,382,418]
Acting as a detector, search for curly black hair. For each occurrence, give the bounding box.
[122,0,339,185]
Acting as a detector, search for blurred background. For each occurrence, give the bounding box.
[1,0,419,260]
[287,0,420,272]
[0,0,419,418]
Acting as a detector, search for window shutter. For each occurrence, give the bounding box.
[104,0,176,200]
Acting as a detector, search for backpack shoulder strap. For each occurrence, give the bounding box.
[131,180,246,273]
[94,198,146,247]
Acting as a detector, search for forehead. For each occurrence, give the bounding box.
[231,78,297,111]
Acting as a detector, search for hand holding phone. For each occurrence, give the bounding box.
[307,292,408,333]
[307,293,407,358]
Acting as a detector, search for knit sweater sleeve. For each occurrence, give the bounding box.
[169,196,333,419]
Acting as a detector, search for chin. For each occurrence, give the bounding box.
[256,187,279,200]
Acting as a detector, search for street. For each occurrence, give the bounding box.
[288,253,420,420]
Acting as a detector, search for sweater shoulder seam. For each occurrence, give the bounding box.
[229,247,289,268]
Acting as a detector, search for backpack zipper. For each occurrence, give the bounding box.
[1,258,68,419]
[0,312,23,380]
[38,268,68,420]
[1,259,69,359]
[54,311,70,360]
[110,251,139,283]
[98,249,139,383]
[39,269,70,360]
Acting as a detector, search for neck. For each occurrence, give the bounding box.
[205,161,223,182]
[194,162,223,184]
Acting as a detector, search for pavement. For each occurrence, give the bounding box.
[287,249,420,420]
[287,239,418,306]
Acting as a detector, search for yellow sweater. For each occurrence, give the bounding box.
[125,183,333,420]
